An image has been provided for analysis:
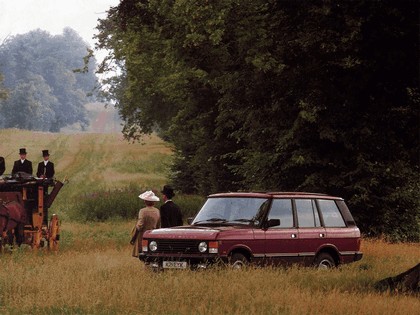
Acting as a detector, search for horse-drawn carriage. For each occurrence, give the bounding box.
[0,173,64,251]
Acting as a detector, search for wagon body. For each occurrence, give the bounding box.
[0,175,63,250]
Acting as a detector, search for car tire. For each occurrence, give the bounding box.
[230,253,249,269]
[314,253,336,269]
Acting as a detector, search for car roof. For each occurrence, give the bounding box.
[208,192,342,200]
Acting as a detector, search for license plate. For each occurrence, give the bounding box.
[162,261,188,269]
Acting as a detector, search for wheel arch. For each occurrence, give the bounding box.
[227,245,253,262]
[315,245,341,266]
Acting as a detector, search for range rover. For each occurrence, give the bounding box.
[139,192,363,270]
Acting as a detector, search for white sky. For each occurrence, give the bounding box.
[0,0,120,50]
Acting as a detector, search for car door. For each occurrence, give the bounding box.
[263,198,300,266]
[316,199,357,262]
[294,198,327,265]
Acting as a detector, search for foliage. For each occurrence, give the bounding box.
[69,186,140,222]
[0,73,7,100]
[69,184,204,222]
[0,28,98,131]
[96,1,419,241]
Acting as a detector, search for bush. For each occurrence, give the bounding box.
[69,184,141,222]
[174,194,206,221]
[69,184,206,223]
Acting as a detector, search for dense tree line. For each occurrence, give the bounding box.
[96,0,419,241]
[0,28,98,131]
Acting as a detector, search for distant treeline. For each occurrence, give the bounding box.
[0,28,98,131]
[102,1,418,241]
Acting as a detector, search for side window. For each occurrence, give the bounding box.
[318,199,346,227]
[295,199,321,228]
[267,199,293,228]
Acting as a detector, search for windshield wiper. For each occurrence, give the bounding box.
[194,218,228,224]
[228,218,255,224]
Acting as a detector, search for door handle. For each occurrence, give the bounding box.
[319,233,325,238]
[291,233,297,238]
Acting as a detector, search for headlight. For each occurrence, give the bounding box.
[198,241,208,253]
[149,241,158,252]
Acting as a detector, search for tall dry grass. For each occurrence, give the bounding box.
[0,228,418,315]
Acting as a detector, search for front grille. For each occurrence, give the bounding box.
[154,239,200,254]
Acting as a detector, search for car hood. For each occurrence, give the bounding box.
[144,225,246,240]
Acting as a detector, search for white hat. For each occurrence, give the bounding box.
[138,190,160,202]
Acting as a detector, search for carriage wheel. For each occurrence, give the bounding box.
[48,214,60,251]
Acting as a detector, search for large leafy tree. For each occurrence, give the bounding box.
[97,0,419,241]
[0,28,97,131]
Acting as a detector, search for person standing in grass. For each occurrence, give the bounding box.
[160,185,183,228]
[130,190,161,257]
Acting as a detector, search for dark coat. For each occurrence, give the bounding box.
[36,161,55,178]
[160,201,183,228]
[0,157,5,176]
[12,159,33,175]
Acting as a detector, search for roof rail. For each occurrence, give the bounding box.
[267,191,329,196]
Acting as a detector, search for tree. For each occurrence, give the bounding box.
[1,75,57,130]
[96,0,419,241]
[0,28,97,131]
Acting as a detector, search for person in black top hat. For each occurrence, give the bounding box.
[12,148,33,175]
[36,150,55,179]
[160,185,183,228]
[0,156,5,176]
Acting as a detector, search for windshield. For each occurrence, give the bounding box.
[192,197,269,226]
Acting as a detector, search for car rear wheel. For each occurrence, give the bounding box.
[230,253,249,269]
[314,253,336,269]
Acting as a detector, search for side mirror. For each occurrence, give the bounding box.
[187,217,194,225]
[266,219,280,228]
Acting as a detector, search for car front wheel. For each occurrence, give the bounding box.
[314,253,336,269]
[230,253,249,269]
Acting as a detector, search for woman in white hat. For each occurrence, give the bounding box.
[130,190,161,257]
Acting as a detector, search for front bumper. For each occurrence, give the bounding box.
[139,252,226,268]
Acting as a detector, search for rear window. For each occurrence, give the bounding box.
[318,199,346,227]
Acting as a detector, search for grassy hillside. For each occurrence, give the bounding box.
[0,128,418,314]
[0,128,172,218]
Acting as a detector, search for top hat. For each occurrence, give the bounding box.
[161,185,175,199]
[19,148,27,155]
[139,190,160,202]
[42,150,50,157]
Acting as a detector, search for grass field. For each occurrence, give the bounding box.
[0,128,418,314]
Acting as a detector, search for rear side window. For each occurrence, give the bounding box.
[295,199,321,228]
[267,199,294,228]
[318,199,346,227]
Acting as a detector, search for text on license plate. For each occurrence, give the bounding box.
[163,261,188,269]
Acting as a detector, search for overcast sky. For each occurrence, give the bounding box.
[0,0,120,49]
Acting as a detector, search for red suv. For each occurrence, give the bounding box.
[139,192,363,270]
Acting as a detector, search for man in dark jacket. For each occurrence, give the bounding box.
[160,185,183,228]
[12,148,32,175]
[36,150,55,178]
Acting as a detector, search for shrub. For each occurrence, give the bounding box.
[69,184,142,222]
[69,184,205,223]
